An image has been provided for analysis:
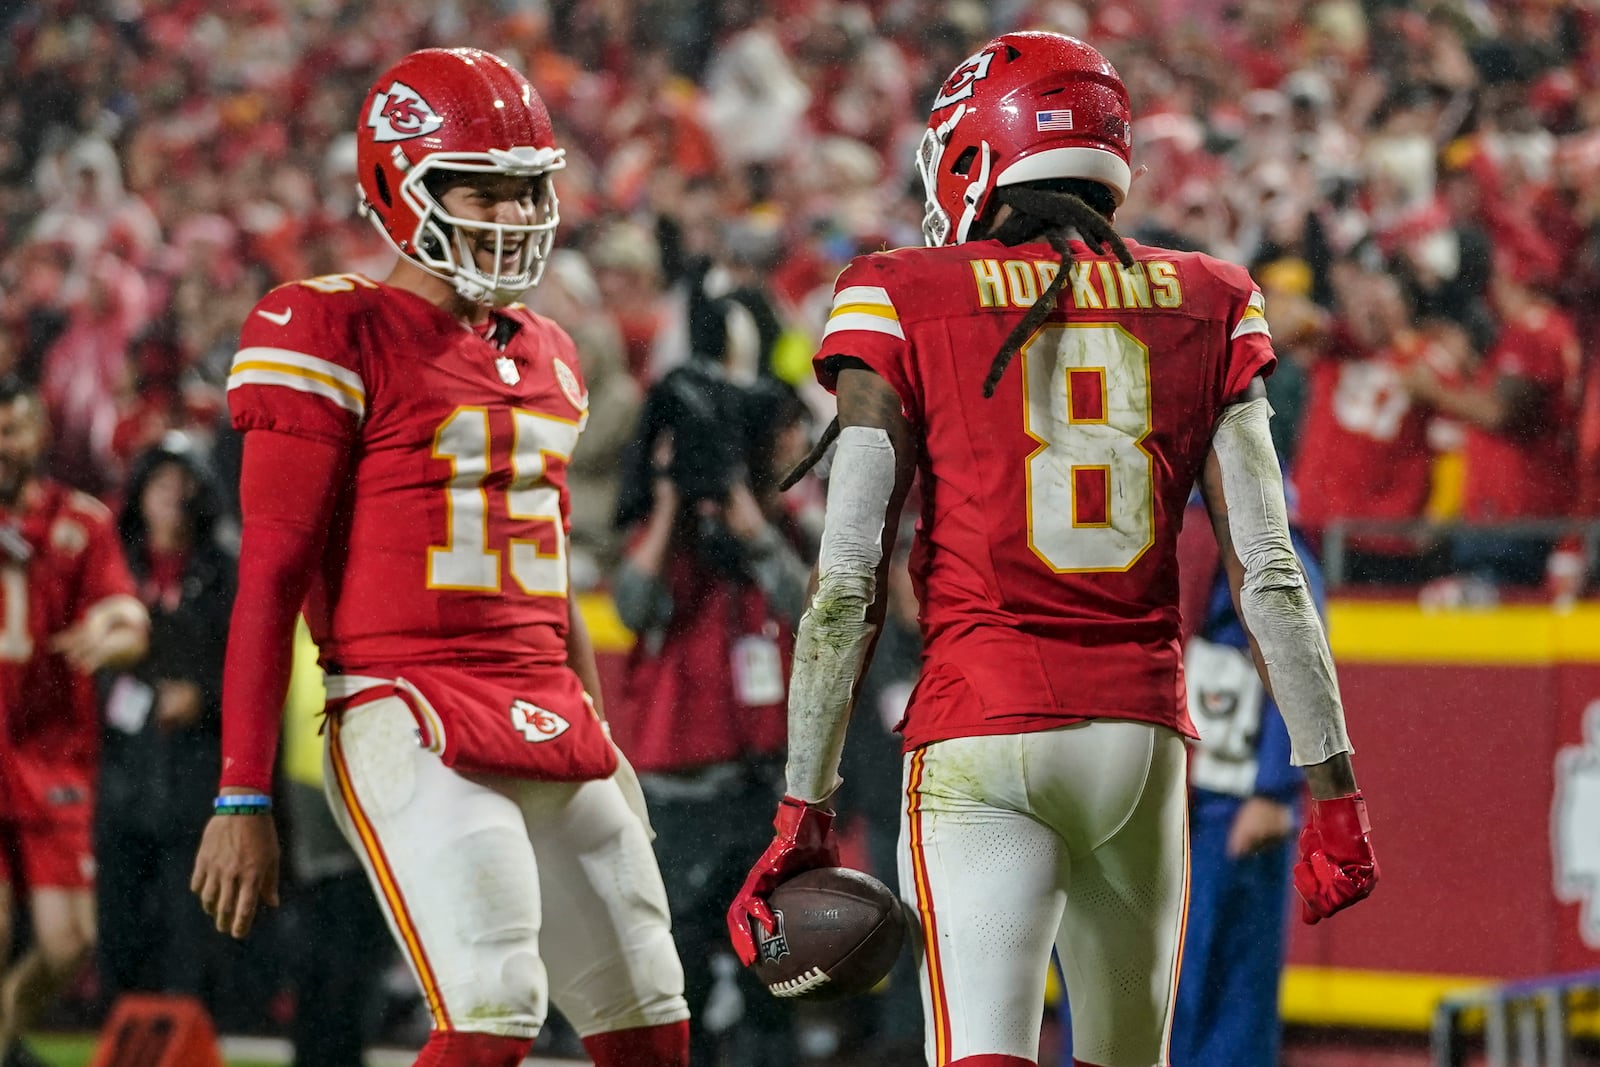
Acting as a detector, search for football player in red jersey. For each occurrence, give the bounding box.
[728,33,1378,1067]
[0,379,149,1067]
[188,49,688,1067]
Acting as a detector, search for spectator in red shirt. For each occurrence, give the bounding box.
[1403,256,1582,586]
[1295,263,1452,584]
[0,379,148,1066]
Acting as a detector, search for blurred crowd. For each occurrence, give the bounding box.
[1,0,1600,1056]
[4,0,1600,598]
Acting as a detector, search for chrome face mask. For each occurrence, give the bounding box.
[916,125,951,247]
[916,104,993,247]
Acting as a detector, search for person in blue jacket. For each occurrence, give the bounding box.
[1169,525,1325,1067]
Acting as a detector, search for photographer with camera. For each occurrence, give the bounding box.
[608,289,814,1067]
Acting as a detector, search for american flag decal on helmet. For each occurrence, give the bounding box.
[1035,110,1074,131]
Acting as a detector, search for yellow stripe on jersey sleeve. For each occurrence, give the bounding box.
[1230,290,1271,341]
[226,346,367,418]
[823,284,905,341]
[830,302,900,320]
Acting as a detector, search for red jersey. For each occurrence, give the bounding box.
[1462,305,1580,521]
[0,482,136,772]
[610,546,791,774]
[814,239,1275,749]
[1294,332,1440,554]
[227,273,608,777]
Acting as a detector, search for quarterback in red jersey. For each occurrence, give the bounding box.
[728,33,1378,1067]
[0,379,148,1065]
[189,49,687,1067]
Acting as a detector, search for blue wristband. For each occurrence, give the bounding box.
[214,794,272,811]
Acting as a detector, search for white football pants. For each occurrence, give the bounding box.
[899,720,1189,1067]
[321,694,688,1039]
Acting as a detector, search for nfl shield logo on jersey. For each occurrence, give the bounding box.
[756,909,790,963]
[510,699,571,743]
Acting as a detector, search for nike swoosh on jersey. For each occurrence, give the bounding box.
[257,307,293,326]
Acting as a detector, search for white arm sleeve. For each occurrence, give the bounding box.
[1212,397,1352,765]
[784,425,897,804]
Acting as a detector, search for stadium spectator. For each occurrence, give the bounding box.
[609,334,815,1067]
[588,219,669,382]
[1295,264,1453,584]
[525,249,642,586]
[0,377,148,1066]
[96,434,234,1011]
[1404,254,1582,587]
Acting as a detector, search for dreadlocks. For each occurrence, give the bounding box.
[779,412,839,491]
[778,181,1133,490]
[980,184,1134,398]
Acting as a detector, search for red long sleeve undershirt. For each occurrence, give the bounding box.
[219,430,346,793]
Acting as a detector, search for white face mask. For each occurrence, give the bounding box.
[916,125,952,248]
[915,104,990,248]
[375,145,567,305]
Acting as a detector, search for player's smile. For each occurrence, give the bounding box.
[494,238,525,271]
[462,233,524,274]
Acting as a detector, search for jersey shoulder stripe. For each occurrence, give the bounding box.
[822,284,905,341]
[227,346,368,418]
[1229,289,1270,341]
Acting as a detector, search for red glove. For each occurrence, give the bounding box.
[727,796,839,966]
[1293,791,1379,924]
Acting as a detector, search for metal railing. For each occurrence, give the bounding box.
[1320,518,1600,588]
[1431,970,1600,1067]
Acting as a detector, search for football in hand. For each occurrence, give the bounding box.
[749,867,908,1000]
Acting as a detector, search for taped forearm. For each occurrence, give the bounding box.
[1214,399,1351,765]
[784,427,896,804]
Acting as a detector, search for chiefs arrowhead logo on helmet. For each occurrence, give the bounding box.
[366,80,444,142]
[931,49,996,110]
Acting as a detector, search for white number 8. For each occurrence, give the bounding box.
[1020,323,1155,573]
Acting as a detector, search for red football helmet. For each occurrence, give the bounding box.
[356,48,566,304]
[916,32,1132,247]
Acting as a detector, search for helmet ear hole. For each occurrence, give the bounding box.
[372,165,393,208]
[952,146,979,177]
